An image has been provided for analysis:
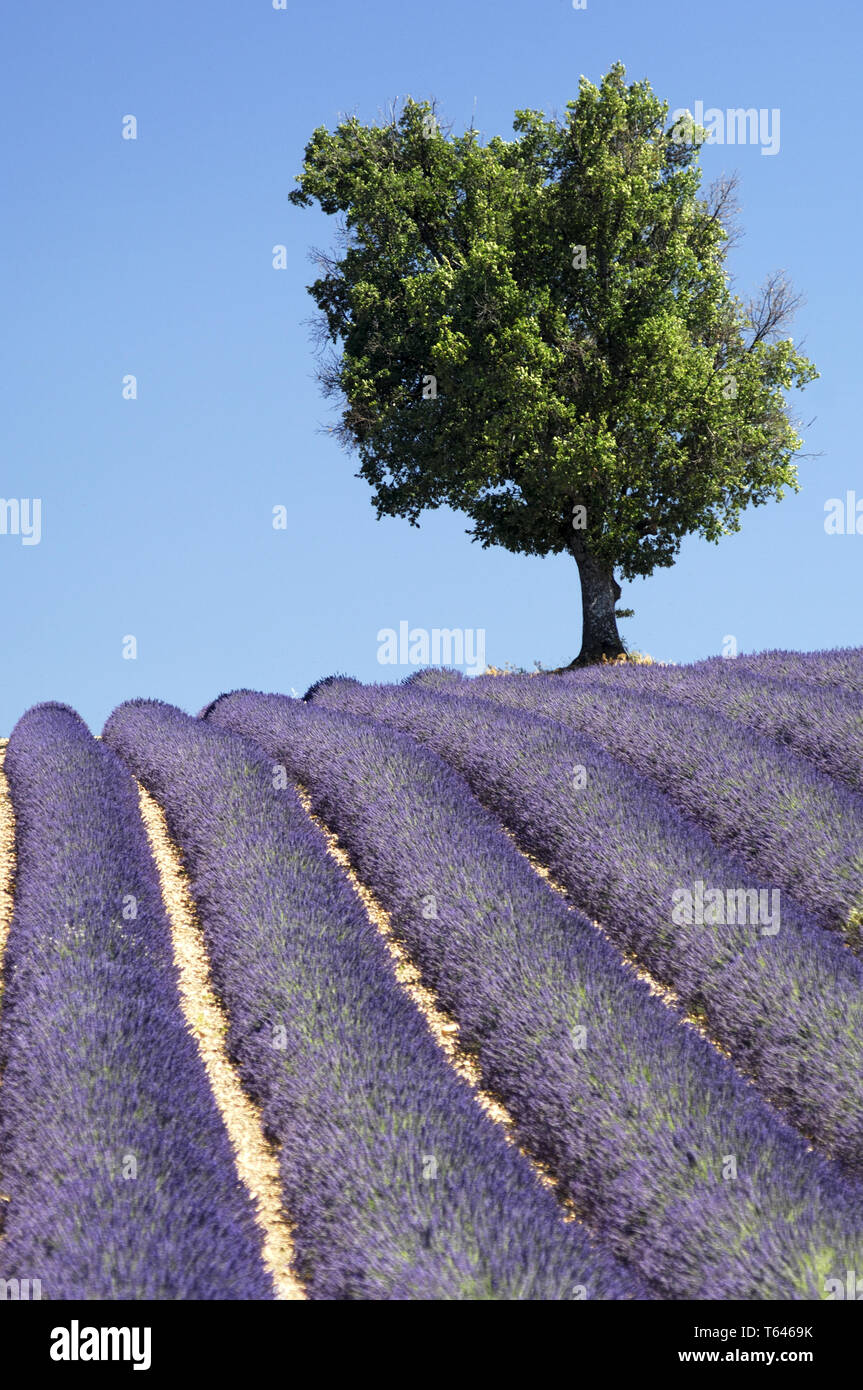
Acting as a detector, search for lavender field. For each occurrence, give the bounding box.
[1,648,862,1301]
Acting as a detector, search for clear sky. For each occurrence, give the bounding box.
[1,0,859,731]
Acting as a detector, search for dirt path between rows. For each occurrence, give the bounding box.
[502,831,779,1090]
[295,783,576,1216]
[137,783,305,1301]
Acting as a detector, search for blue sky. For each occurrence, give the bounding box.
[1,0,859,731]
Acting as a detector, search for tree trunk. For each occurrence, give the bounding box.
[566,543,625,667]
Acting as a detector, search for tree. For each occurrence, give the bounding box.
[289,65,817,664]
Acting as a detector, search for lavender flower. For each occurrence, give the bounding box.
[206,688,863,1299]
[0,703,271,1300]
[103,698,637,1301]
[448,670,863,945]
[302,676,863,1176]
[728,647,863,695]
[539,658,863,796]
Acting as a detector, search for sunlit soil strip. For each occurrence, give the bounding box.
[507,830,754,1069]
[295,783,576,1216]
[137,783,305,1300]
[519,841,829,1154]
[493,828,816,1149]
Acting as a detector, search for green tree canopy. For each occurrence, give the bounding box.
[290,63,816,662]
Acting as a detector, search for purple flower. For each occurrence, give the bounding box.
[0,703,271,1300]
[206,688,863,1299]
[103,697,637,1301]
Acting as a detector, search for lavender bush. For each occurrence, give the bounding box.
[438,670,863,945]
[729,647,863,695]
[102,697,635,1301]
[304,677,863,1176]
[544,659,863,796]
[0,703,271,1300]
[206,689,863,1299]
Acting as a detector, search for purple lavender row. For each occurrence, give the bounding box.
[0,704,271,1299]
[547,658,863,796]
[726,647,863,695]
[206,689,863,1299]
[306,676,863,1175]
[438,668,863,947]
[102,698,635,1301]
